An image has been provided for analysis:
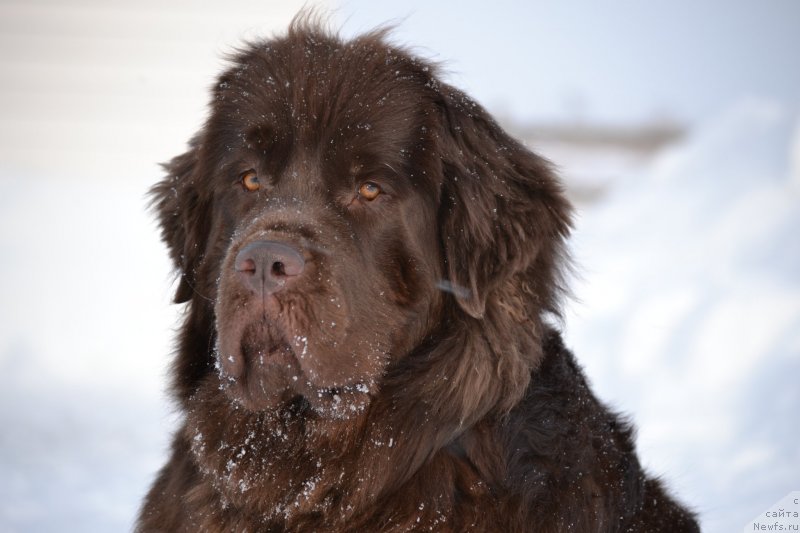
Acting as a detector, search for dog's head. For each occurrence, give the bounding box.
[151,22,571,414]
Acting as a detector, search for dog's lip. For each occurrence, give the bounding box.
[216,313,297,379]
[239,342,291,362]
[262,341,293,361]
[244,327,294,363]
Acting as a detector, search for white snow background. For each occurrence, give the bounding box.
[563,101,800,532]
[1,2,798,532]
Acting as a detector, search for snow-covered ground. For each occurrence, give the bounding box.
[0,173,179,532]
[562,100,800,532]
[1,100,797,533]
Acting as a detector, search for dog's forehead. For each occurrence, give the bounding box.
[209,35,436,164]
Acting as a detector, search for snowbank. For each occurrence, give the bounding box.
[564,100,800,532]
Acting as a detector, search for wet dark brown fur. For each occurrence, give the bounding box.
[138,18,699,532]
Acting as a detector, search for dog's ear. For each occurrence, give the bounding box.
[436,85,572,319]
[150,138,211,303]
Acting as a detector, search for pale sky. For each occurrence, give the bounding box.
[336,0,800,125]
[2,1,798,179]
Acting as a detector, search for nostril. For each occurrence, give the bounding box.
[237,258,257,275]
[271,261,286,277]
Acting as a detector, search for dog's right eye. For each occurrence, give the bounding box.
[358,182,382,201]
[240,170,260,192]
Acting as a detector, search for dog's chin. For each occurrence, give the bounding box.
[215,339,293,410]
[216,322,374,416]
[220,366,373,418]
[304,383,373,420]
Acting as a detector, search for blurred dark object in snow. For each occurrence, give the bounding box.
[503,117,685,206]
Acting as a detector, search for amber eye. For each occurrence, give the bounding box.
[240,170,260,192]
[358,181,381,201]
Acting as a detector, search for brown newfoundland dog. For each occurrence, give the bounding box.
[137,19,699,533]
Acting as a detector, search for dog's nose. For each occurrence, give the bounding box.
[234,240,305,294]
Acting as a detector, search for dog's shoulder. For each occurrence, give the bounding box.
[493,328,699,531]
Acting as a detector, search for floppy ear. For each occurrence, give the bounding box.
[436,85,572,319]
[150,138,212,303]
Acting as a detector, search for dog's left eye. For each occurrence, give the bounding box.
[358,182,381,201]
[240,170,260,192]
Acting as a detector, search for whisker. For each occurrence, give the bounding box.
[181,273,215,303]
